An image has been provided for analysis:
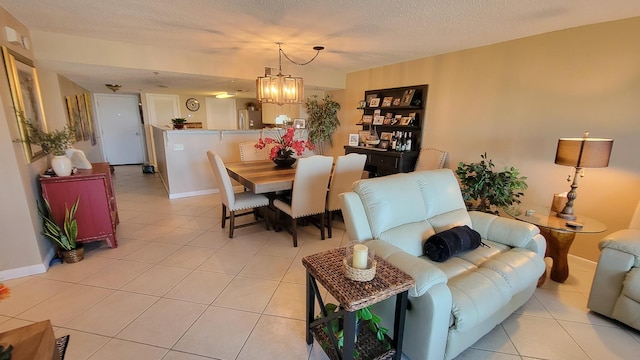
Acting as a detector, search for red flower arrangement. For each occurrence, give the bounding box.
[255,128,315,161]
[0,283,10,301]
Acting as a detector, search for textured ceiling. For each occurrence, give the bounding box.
[1,0,640,95]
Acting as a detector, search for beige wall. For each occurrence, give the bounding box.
[334,17,640,261]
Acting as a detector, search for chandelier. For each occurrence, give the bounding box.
[256,43,324,106]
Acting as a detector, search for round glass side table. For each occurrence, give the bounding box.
[505,206,606,283]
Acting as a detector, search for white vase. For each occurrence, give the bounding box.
[51,155,72,176]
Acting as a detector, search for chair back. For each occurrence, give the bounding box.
[414,148,448,171]
[630,201,640,229]
[239,141,268,161]
[206,151,235,207]
[326,153,367,212]
[290,155,333,217]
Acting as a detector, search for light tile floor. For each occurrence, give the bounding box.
[1,165,639,359]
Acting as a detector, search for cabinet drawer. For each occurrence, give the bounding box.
[370,154,398,170]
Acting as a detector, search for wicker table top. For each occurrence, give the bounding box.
[302,247,415,312]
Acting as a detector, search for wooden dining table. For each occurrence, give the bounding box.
[225,160,297,194]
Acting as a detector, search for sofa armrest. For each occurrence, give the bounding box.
[340,192,373,241]
[599,229,640,266]
[366,239,448,297]
[469,211,540,248]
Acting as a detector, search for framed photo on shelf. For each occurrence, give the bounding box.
[372,115,384,125]
[383,113,392,125]
[391,114,402,125]
[358,131,370,144]
[380,132,393,141]
[369,97,380,107]
[365,94,378,104]
[400,116,412,126]
[293,118,305,128]
[361,114,373,124]
[392,98,401,106]
[400,89,416,106]
[380,140,390,149]
[348,133,359,146]
[381,96,393,107]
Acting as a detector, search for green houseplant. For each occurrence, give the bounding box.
[304,94,341,153]
[319,303,390,358]
[171,117,187,129]
[37,196,83,263]
[456,153,528,214]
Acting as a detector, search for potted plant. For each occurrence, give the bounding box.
[319,303,390,358]
[456,153,528,214]
[171,117,187,129]
[18,118,76,176]
[304,94,341,154]
[37,196,83,263]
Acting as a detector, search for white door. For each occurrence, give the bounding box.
[95,94,145,165]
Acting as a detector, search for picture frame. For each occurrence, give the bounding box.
[392,98,401,106]
[365,94,377,103]
[83,93,97,145]
[400,116,412,126]
[380,132,393,141]
[358,131,370,144]
[380,140,390,149]
[293,118,306,129]
[372,115,384,125]
[383,113,392,125]
[2,46,48,162]
[348,133,359,146]
[361,114,373,124]
[369,97,380,107]
[400,89,416,106]
[381,96,393,107]
[66,96,82,140]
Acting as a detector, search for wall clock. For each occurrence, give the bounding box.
[186,98,200,111]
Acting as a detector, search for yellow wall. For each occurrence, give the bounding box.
[332,17,640,261]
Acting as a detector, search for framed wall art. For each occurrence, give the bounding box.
[2,46,48,162]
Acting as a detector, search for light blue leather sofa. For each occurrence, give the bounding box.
[339,169,546,360]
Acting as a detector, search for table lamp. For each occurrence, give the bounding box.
[554,132,613,220]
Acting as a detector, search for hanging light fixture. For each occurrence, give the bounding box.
[105,83,121,92]
[257,43,324,106]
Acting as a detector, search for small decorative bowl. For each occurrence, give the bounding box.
[366,140,380,146]
[343,256,377,282]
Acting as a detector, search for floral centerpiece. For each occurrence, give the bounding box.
[21,120,76,156]
[255,128,315,165]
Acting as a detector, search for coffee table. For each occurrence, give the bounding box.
[506,205,606,283]
[302,247,414,360]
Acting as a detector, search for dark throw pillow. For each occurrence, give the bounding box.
[423,225,483,262]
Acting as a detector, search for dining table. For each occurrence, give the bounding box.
[225,160,297,194]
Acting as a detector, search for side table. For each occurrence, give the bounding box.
[302,247,414,360]
[506,206,606,283]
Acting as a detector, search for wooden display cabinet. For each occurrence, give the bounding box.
[347,84,428,176]
[39,162,118,248]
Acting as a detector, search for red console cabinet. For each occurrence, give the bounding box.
[39,165,118,248]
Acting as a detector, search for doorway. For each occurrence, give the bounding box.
[95,93,145,165]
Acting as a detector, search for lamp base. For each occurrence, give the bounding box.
[556,212,577,221]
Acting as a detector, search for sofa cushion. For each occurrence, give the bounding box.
[353,173,427,236]
[479,248,545,294]
[413,170,468,218]
[378,221,435,257]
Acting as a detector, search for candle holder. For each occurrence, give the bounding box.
[343,242,376,282]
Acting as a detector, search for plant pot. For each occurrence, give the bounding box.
[51,155,72,176]
[59,245,84,263]
[273,156,296,168]
[173,124,185,129]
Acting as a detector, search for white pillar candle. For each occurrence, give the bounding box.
[352,244,369,269]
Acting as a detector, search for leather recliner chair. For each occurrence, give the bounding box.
[588,201,640,330]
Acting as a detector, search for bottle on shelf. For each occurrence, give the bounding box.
[406,132,412,151]
[398,131,405,152]
[391,131,397,150]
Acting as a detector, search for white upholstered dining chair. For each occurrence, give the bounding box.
[239,141,268,161]
[206,151,270,238]
[273,155,333,247]
[414,147,448,171]
[325,153,367,238]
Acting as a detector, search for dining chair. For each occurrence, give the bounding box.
[414,148,448,171]
[206,151,270,238]
[325,153,367,238]
[239,141,268,161]
[273,155,333,247]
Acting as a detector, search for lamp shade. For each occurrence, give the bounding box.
[256,73,303,105]
[554,137,613,168]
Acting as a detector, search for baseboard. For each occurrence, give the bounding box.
[169,189,218,199]
[568,254,597,272]
[0,247,56,280]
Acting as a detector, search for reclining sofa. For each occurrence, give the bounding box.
[339,169,546,360]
